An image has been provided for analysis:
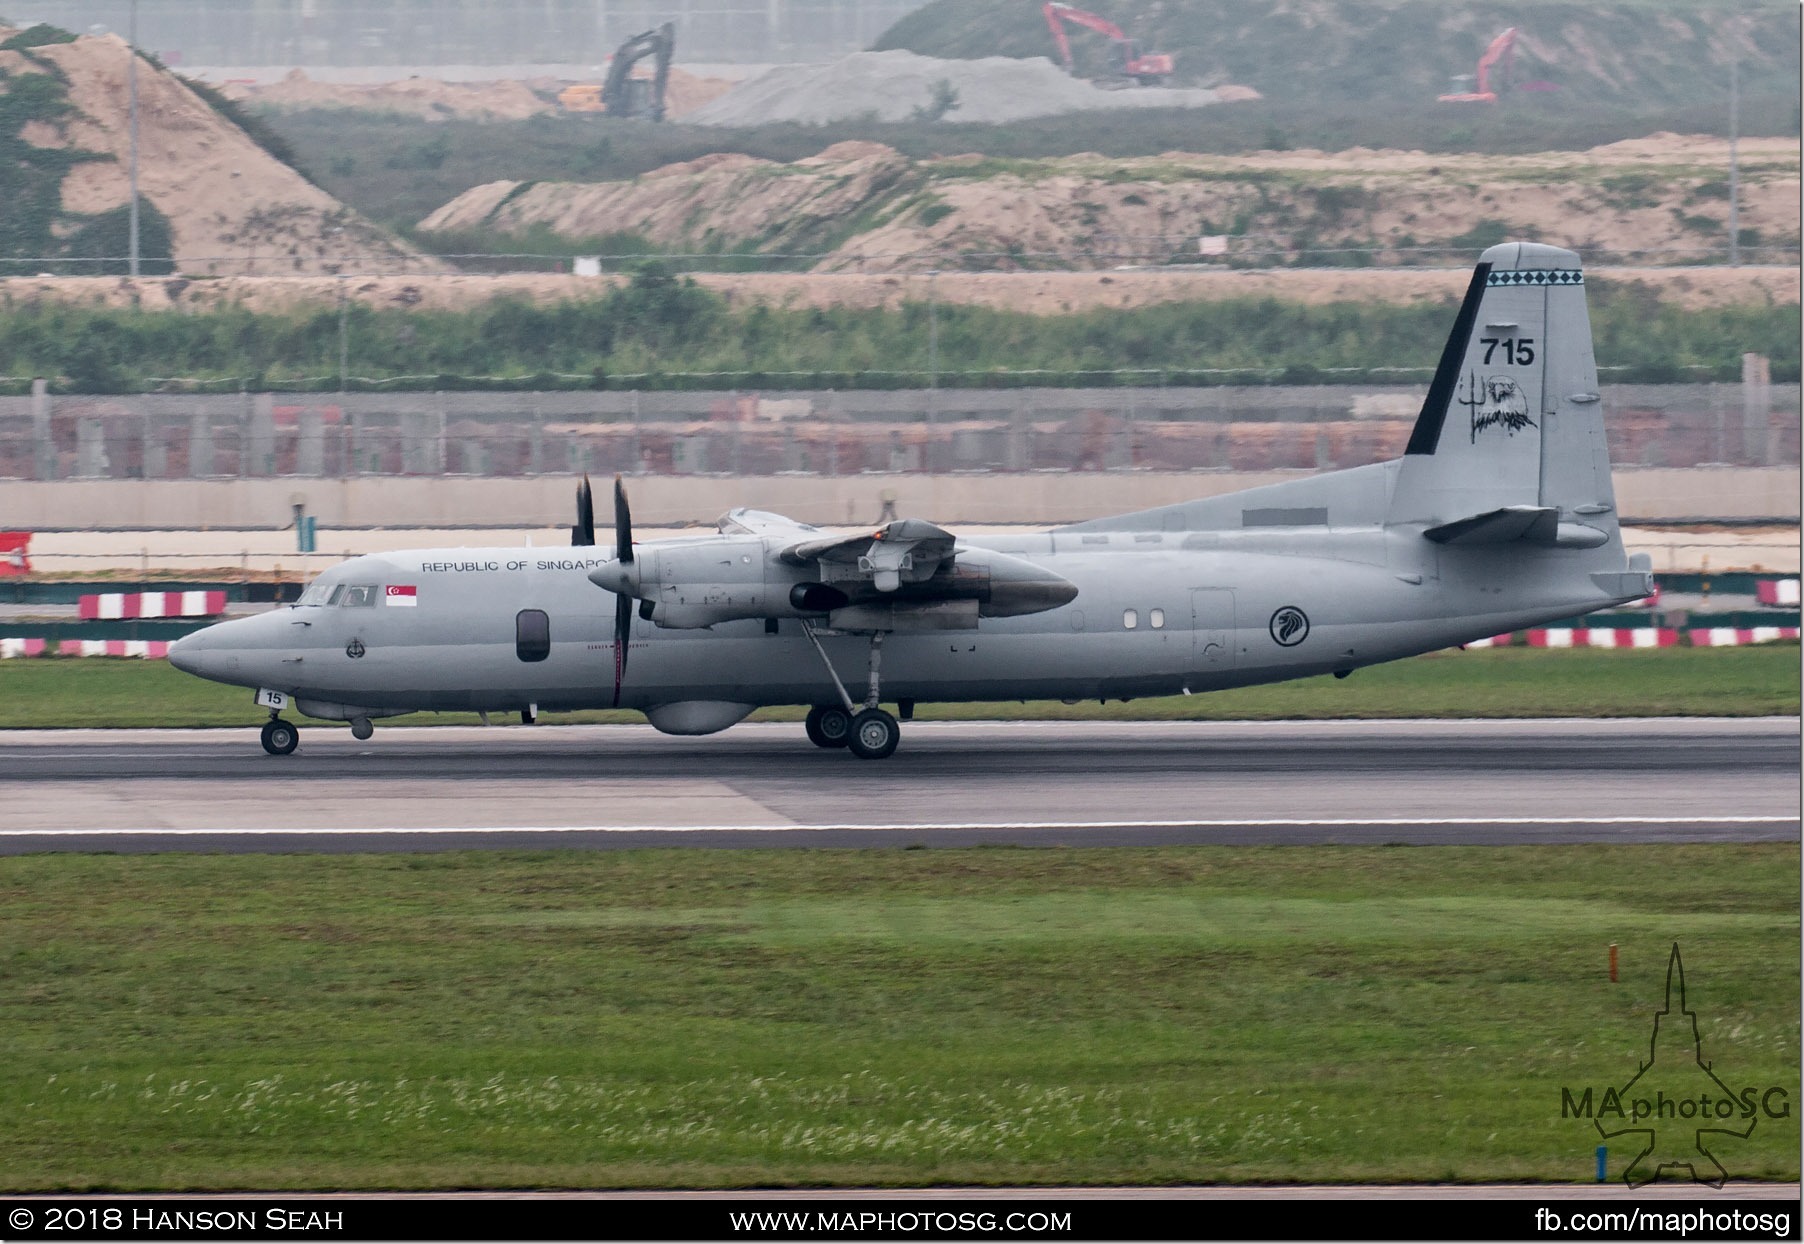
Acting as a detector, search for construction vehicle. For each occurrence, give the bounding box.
[557,22,675,119]
[1042,2,1174,87]
[1439,27,1516,102]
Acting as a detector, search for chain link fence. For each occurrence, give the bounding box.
[1,381,1795,482]
[2,244,1797,278]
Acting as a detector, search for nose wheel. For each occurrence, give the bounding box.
[260,718,300,756]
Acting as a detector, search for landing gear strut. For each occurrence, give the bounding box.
[800,623,901,760]
[260,717,299,755]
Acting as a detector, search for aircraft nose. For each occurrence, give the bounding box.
[167,626,211,676]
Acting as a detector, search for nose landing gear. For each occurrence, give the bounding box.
[260,717,300,756]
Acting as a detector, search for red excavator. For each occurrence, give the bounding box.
[1042,2,1174,87]
[1438,27,1517,103]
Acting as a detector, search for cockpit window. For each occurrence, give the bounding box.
[297,580,335,606]
[340,585,379,607]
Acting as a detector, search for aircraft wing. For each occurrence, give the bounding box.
[778,518,959,593]
[716,508,822,538]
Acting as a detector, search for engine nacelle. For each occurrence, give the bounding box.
[591,539,1077,630]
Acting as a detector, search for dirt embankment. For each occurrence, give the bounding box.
[214,67,733,122]
[416,133,1800,274]
[0,264,1793,319]
[1,30,431,276]
[218,69,550,121]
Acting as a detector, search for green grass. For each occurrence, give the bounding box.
[0,644,1794,729]
[1,845,1795,1188]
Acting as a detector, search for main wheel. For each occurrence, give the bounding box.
[846,707,900,760]
[260,719,299,756]
[350,717,374,741]
[805,705,853,749]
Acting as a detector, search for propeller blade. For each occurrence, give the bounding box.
[573,474,595,547]
[613,591,632,707]
[614,474,634,564]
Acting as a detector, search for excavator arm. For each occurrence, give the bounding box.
[1473,26,1517,97]
[1043,1,1127,71]
[600,21,675,120]
[1438,26,1516,103]
[1042,2,1172,84]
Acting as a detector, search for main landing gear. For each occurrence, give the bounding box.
[804,704,852,749]
[799,624,902,760]
[260,717,300,756]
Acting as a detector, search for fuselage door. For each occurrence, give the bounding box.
[1191,589,1235,667]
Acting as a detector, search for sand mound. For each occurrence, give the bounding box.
[2,30,431,276]
[419,143,911,254]
[663,68,736,119]
[685,49,1238,126]
[221,68,550,122]
[216,65,734,123]
[418,135,1798,277]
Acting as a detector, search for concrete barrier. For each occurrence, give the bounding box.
[2,467,1796,531]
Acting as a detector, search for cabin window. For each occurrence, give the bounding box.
[1150,608,1166,629]
[1123,609,1138,630]
[515,609,550,663]
[340,585,378,607]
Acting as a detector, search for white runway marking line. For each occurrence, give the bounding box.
[5,815,1793,837]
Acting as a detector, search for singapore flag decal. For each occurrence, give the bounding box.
[385,585,418,606]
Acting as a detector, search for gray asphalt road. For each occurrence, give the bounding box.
[3,718,1795,852]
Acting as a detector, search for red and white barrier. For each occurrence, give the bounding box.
[53,640,172,659]
[78,591,226,621]
[1462,634,1517,649]
[0,637,47,658]
[1755,579,1801,606]
[0,532,30,577]
[1525,628,1681,648]
[1689,626,1801,647]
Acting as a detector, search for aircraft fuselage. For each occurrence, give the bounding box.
[170,523,1618,723]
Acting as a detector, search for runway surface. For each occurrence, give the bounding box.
[2,718,1795,852]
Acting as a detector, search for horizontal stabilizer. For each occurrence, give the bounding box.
[1424,506,1608,548]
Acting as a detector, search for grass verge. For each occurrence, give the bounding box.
[1,845,1795,1189]
[0,645,1795,730]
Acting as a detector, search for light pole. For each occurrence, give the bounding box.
[338,276,350,393]
[1728,48,1741,268]
[127,0,140,277]
[926,269,939,398]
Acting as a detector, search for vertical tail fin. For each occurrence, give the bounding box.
[1388,242,1617,548]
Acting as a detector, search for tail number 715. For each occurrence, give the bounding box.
[1481,337,1536,366]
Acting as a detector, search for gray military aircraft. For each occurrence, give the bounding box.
[169,242,1654,759]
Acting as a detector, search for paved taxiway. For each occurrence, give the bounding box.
[2,718,1794,852]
